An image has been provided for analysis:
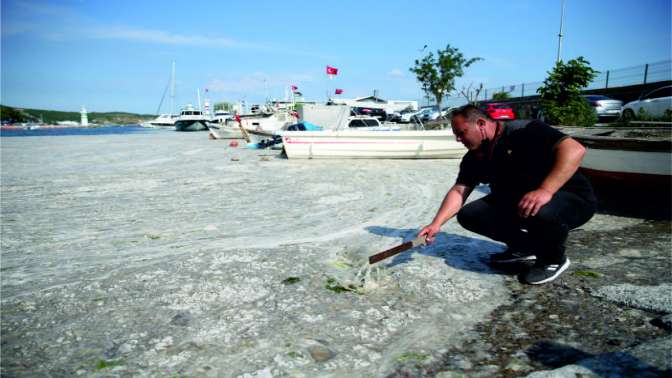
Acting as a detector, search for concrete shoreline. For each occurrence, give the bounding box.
[1,130,670,377]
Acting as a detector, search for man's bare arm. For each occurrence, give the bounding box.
[419,183,473,243]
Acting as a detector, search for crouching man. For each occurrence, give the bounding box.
[419,105,596,284]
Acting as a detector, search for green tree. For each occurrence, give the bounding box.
[491,91,511,101]
[537,57,599,126]
[410,44,482,112]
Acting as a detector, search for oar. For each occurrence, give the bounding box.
[368,235,427,264]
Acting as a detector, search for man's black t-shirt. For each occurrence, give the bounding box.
[456,119,596,203]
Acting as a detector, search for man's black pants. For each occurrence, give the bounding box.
[456,191,596,264]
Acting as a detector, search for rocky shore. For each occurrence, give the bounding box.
[390,219,671,377]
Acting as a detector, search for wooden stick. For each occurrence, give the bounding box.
[368,235,427,264]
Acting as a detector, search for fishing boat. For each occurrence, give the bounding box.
[281,129,466,159]
[174,105,210,131]
[207,120,243,139]
[561,126,672,216]
[560,127,671,183]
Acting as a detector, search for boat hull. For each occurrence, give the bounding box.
[174,120,208,132]
[207,123,243,139]
[281,130,466,159]
[569,128,671,218]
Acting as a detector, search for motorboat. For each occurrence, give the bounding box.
[174,105,211,132]
[145,114,178,127]
[280,116,465,159]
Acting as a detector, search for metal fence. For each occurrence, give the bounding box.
[443,59,671,106]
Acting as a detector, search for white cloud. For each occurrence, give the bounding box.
[89,26,262,49]
[205,71,316,95]
[388,68,404,77]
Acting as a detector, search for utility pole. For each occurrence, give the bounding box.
[556,0,565,63]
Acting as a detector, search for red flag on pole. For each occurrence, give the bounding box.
[326,66,338,75]
[291,85,298,91]
[335,89,343,94]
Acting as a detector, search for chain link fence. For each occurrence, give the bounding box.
[442,60,671,107]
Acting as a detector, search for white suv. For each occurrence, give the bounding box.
[621,86,672,120]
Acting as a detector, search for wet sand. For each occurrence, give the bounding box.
[1,130,670,377]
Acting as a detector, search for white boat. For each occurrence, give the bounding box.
[145,113,178,127]
[281,129,466,159]
[561,127,672,185]
[207,120,244,139]
[239,110,296,135]
[174,105,211,132]
[144,62,178,128]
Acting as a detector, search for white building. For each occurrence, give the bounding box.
[330,95,418,114]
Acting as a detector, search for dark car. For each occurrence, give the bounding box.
[351,107,387,121]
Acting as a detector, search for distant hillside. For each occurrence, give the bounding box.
[0,105,155,124]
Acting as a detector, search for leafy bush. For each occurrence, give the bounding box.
[491,91,511,101]
[537,57,599,126]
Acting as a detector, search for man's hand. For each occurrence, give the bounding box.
[518,188,553,218]
[418,223,441,244]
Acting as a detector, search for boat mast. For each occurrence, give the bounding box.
[170,61,176,116]
[197,88,202,111]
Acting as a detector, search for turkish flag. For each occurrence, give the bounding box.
[326,66,338,75]
[335,89,343,94]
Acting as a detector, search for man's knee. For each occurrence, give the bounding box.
[457,204,482,232]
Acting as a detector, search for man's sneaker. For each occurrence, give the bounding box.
[490,249,537,265]
[521,258,571,285]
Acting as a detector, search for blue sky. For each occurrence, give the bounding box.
[1,0,670,114]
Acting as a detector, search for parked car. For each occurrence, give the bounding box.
[351,107,387,121]
[621,85,672,120]
[386,111,402,122]
[399,108,424,123]
[420,107,441,122]
[480,103,516,120]
[581,95,623,120]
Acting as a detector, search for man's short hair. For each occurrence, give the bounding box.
[451,104,492,122]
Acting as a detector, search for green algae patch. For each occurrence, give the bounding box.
[395,353,430,363]
[574,270,602,278]
[287,351,300,358]
[325,277,360,294]
[282,277,301,285]
[331,259,354,270]
[95,359,125,370]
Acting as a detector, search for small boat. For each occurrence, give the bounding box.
[561,126,672,216]
[281,128,466,159]
[207,120,243,139]
[560,127,671,184]
[174,105,210,132]
[144,114,178,127]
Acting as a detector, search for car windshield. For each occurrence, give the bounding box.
[584,95,610,101]
[644,86,672,99]
[494,104,511,109]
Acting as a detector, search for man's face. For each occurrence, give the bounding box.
[451,115,482,150]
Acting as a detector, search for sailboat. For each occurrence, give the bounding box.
[144,62,178,127]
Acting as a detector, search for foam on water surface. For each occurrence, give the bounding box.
[1,131,512,376]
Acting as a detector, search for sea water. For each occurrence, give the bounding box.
[1,130,510,376]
